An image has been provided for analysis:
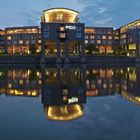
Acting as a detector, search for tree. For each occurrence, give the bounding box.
[86,44,98,55]
[29,44,36,55]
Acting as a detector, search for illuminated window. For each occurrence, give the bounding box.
[108,36,112,40]
[19,40,23,44]
[60,26,65,31]
[114,36,119,39]
[26,41,29,44]
[7,36,12,40]
[90,35,94,39]
[129,44,136,50]
[38,40,41,44]
[60,33,66,38]
[97,40,101,44]
[121,34,126,39]
[102,35,107,39]
[108,30,112,34]
[85,28,94,33]
[85,40,88,44]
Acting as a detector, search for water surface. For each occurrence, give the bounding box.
[0,64,140,140]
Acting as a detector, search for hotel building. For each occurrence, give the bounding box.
[115,19,140,57]
[41,8,85,63]
[5,26,41,54]
[85,27,114,55]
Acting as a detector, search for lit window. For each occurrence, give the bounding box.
[108,30,112,34]
[97,40,101,44]
[38,40,41,44]
[90,35,94,39]
[102,35,107,39]
[85,40,88,44]
[60,33,66,38]
[60,27,65,31]
[26,41,29,44]
[7,36,12,40]
[19,40,23,44]
[108,36,112,40]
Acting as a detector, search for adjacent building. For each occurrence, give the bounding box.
[114,19,140,57]
[5,26,41,54]
[85,27,114,55]
[41,8,85,62]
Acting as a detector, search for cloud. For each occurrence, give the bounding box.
[94,17,113,26]
[98,7,106,14]
[79,0,140,28]
[18,10,41,26]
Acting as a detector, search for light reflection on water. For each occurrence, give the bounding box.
[0,64,140,140]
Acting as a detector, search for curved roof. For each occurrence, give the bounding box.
[43,8,79,14]
[42,8,79,23]
[44,104,84,121]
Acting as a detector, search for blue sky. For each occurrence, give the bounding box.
[0,0,140,29]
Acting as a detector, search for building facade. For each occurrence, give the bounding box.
[85,27,114,55]
[41,8,85,63]
[0,29,5,53]
[0,8,140,59]
[115,19,140,57]
[5,26,41,54]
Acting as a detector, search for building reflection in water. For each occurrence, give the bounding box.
[0,68,42,97]
[0,65,140,120]
[41,67,86,121]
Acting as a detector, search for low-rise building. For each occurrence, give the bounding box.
[85,27,114,55]
[5,26,41,54]
[115,19,140,57]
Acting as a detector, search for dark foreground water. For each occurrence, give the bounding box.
[0,64,140,140]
